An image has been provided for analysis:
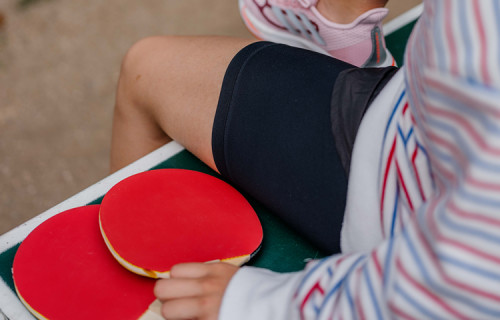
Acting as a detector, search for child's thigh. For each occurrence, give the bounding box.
[212,42,354,253]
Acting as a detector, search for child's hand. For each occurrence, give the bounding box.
[154,262,239,320]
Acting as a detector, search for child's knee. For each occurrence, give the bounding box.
[116,36,177,113]
[120,36,167,84]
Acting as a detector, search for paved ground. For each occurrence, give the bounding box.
[0,0,421,235]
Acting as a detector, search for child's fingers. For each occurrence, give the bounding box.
[154,278,203,301]
[170,262,212,278]
[160,296,219,320]
[169,262,239,280]
[160,296,201,319]
[154,262,239,320]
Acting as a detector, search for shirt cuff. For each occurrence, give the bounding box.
[218,266,303,320]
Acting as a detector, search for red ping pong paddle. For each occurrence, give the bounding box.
[99,169,263,278]
[13,169,262,319]
[12,205,162,320]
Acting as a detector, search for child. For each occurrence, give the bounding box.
[111,0,500,319]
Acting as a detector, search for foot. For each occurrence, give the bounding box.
[239,0,396,67]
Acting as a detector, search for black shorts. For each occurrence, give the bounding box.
[212,42,396,253]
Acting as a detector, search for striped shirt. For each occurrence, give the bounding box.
[294,0,500,318]
[219,1,500,319]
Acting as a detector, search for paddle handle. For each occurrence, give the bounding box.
[139,300,163,320]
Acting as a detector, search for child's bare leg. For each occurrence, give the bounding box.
[110,36,254,173]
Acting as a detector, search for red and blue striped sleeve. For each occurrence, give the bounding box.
[293,0,500,318]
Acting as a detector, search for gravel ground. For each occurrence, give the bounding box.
[0,0,420,235]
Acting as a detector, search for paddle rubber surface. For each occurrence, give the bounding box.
[99,169,263,278]
[12,205,157,320]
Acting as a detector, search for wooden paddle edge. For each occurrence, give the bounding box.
[99,212,260,279]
